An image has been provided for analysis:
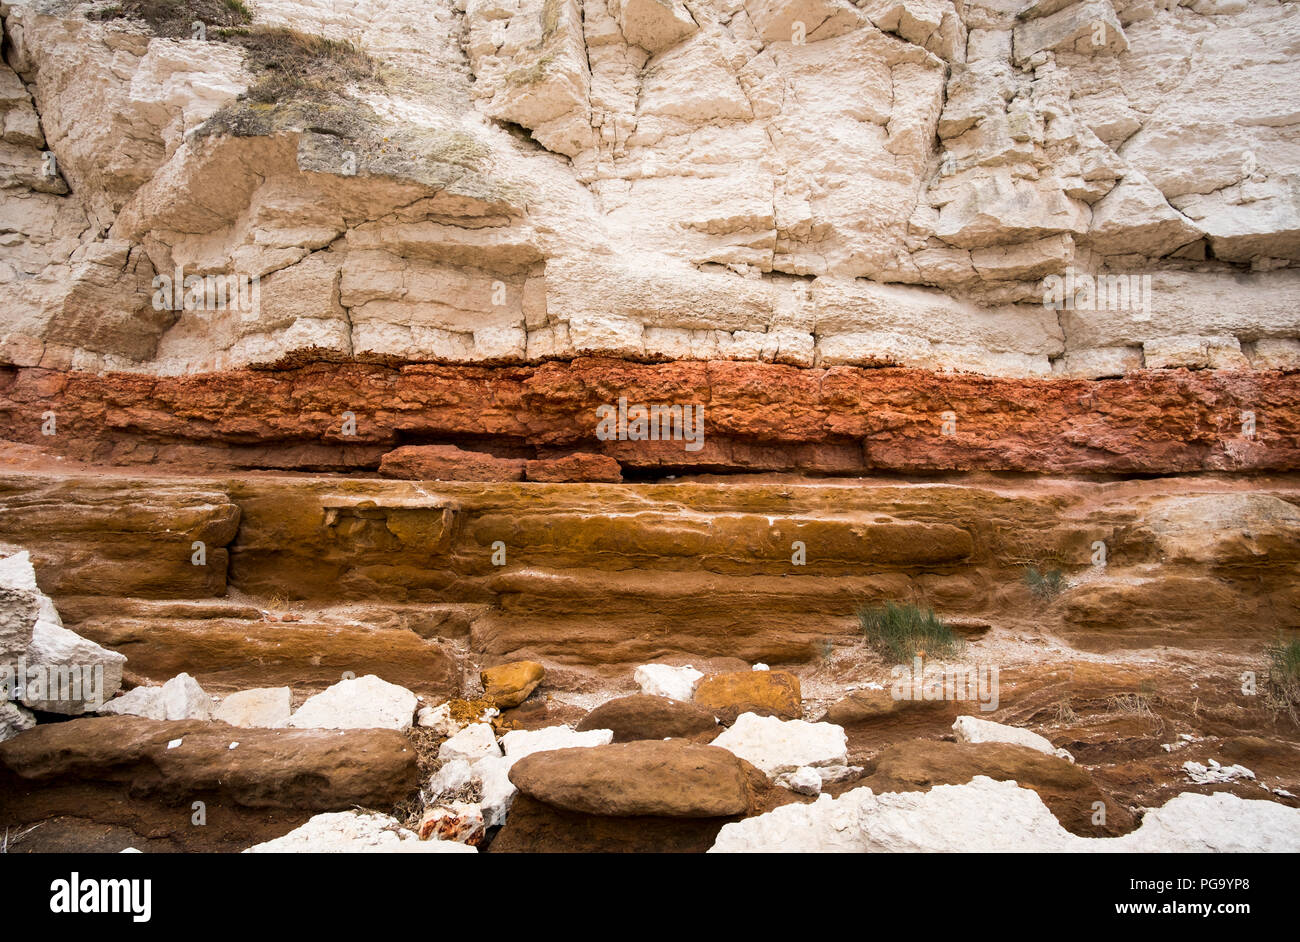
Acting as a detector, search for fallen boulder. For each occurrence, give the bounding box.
[417,801,486,846]
[99,672,213,721]
[480,661,544,708]
[953,715,1073,762]
[438,723,502,763]
[0,549,125,715]
[0,716,419,814]
[285,674,417,731]
[710,712,847,777]
[634,663,703,701]
[213,687,292,728]
[0,701,35,742]
[694,669,802,723]
[508,740,753,817]
[575,694,719,743]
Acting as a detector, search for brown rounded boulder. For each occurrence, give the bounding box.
[576,694,719,742]
[508,740,751,817]
[693,669,802,723]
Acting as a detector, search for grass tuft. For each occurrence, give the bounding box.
[1023,565,1066,601]
[232,27,383,104]
[858,600,963,663]
[1264,637,1300,721]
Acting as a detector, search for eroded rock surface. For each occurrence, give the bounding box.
[0,0,1296,377]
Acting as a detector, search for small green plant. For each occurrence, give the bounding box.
[1023,565,1066,601]
[858,601,962,663]
[1268,638,1300,683]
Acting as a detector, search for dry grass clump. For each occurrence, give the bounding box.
[90,0,251,37]
[1263,637,1300,722]
[231,27,383,104]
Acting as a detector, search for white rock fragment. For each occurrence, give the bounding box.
[102,672,212,721]
[21,619,126,715]
[439,723,502,763]
[472,754,517,828]
[778,766,823,796]
[752,663,770,671]
[213,687,291,728]
[426,758,474,799]
[0,550,125,715]
[710,777,1300,853]
[416,702,458,735]
[285,675,417,731]
[499,724,613,760]
[634,663,704,701]
[953,715,1074,763]
[0,701,36,742]
[711,712,848,777]
[1182,759,1255,785]
[243,811,477,853]
[815,764,864,785]
[0,551,62,626]
[166,738,182,749]
[99,685,165,720]
[159,672,212,721]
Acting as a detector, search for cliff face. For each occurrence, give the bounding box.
[1,0,1298,380]
[1,0,1299,855]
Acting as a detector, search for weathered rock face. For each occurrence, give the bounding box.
[1,0,1297,859]
[0,471,1296,679]
[0,0,1297,378]
[0,715,420,849]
